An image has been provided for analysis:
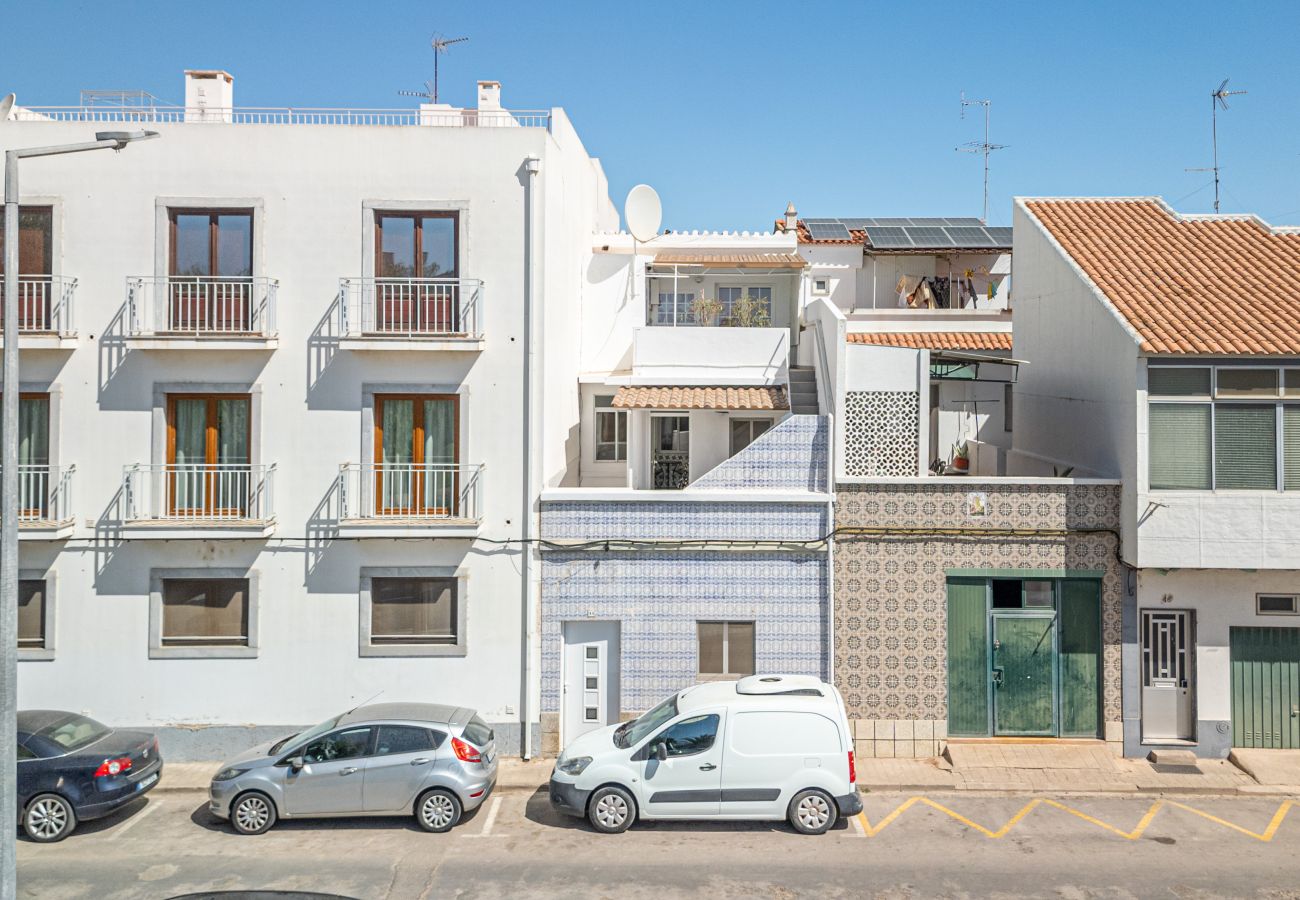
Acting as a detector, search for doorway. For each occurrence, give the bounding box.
[562,621,621,743]
[650,414,690,489]
[1142,610,1195,741]
[1230,626,1299,749]
[992,613,1057,735]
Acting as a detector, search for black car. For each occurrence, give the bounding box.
[17,710,163,842]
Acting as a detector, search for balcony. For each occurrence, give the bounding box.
[631,326,789,385]
[335,463,483,537]
[125,276,278,349]
[0,276,77,349]
[120,463,276,538]
[8,465,75,540]
[337,278,484,351]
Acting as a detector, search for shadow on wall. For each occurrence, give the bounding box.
[689,415,829,493]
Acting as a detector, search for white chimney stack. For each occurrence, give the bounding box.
[784,202,798,232]
[477,80,502,111]
[184,70,234,122]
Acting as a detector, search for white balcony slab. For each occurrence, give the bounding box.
[630,326,789,386]
[336,518,480,539]
[124,335,279,351]
[338,336,484,352]
[1,335,78,351]
[117,519,276,540]
[18,520,75,541]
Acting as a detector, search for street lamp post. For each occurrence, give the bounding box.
[2,115,157,895]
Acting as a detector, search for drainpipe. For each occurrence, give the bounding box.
[521,155,541,760]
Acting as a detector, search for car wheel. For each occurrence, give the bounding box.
[416,788,462,833]
[788,788,837,835]
[230,791,277,835]
[23,794,76,843]
[587,785,635,834]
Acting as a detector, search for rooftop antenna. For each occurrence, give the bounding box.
[956,91,1007,224]
[1188,79,1247,213]
[398,33,469,104]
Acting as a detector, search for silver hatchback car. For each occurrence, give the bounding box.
[208,702,497,835]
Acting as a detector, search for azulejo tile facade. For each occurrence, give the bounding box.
[833,481,1125,756]
[843,391,919,477]
[691,414,829,492]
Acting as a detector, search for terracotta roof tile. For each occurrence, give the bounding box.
[611,386,789,411]
[846,331,1013,351]
[1024,199,1300,355]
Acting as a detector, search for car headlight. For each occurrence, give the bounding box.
[212,767,248,782]
[556,755,592,776]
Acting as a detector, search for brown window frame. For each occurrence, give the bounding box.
[369,576,458,646]
[373,211,460,279]
[159,577,250,647]
[17,579,46,649]
[167,208,255,278]
[165,393,252,516]
[373,394,461,515]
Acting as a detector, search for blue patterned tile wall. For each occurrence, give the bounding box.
[540,551,829,714]
[691,414,829,492]
[541,501,828,542]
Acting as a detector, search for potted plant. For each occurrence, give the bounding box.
[950,440,970,473]
[690,295,722,326]
[729,293,772,328]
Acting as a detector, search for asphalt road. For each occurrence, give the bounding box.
[16,788,1300,899]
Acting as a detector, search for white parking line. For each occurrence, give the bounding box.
[462,796,503,838]
[107,799,165,842]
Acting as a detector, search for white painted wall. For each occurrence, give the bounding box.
[630,326,789,385]
[845,344,924,393]
[3,89,613,742]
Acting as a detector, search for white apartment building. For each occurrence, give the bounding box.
[3,69,616,758]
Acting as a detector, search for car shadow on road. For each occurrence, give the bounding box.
[187,797,484,835]
[18,795,156,843]
[522,788,850,835]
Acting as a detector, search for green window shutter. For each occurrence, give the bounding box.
[947,578,988,736]
[1284,406,1300,491]
[1215,403,1277,489]
[1148,367,1211,396]
[1149,403,1211,489]
[1059,580,1101,738]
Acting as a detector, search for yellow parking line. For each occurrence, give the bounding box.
[1164,800,1294,842]
[1039,799,1162,840]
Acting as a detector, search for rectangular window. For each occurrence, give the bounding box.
[374,212,460,333]
[1149,367,1211,397]
[717,286,774,326]
[161,578,249,646]
[697,621,756,676]
[370,577,457,645]
[1285,406,1300,491]
[812,278,829,295]
[1024,581,1054,608]
[0,206,53,276]
[650,292,695,326]
[1214,403,1276,489]
[17,580,45,649]
[1217,368,1279,398]
[593,394,627,462]
[374,395,459,514]
[1149,403,1212,489]
[1257,594,1299,615]
[167,394,252,515]
[729,418,772,456]
[168,210,254,332]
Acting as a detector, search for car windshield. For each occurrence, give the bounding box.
[30,714,111,753]
[613,695,678,749]
[277,713,342,756]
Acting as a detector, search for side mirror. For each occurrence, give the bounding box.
[288,755,305,772]
[654,743,668,762]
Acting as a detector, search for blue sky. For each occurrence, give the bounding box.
[6,1,1300,230]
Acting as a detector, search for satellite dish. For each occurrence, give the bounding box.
[0,94,15,121]
[625,184,662,242]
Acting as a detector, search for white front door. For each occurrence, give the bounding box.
[563,621,620,743]
[1142,610,1195,741]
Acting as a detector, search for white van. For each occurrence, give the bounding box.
[548,674,860,835]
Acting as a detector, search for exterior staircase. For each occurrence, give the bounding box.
[788,366,819,415]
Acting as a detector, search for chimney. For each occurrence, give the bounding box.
[784,202,798,232]
[184,70,234,123]
[477,80,502,111]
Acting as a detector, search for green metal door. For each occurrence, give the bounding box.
[947,579,990,736]
[1231,627,1300,749]
[993,615,1057,736]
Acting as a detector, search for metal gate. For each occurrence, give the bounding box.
[1142,610,1194,741]
[992,614,1057,736]
[1230,626,1300,749]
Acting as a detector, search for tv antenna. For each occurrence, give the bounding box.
[398,33,469,104]
[1186,78,1247,213]
[956,92,1007,224]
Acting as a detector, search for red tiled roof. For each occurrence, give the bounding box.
[847,332,1013,351]
[611,386,789,411]
[1024,199,1300,355]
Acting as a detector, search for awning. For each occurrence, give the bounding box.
[611,385,790,411]
[929,349,1026,383]
[650,252,807,270]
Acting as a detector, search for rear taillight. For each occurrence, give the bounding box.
[94,757,133,778]
[847,751,857,784]
[451,736,482,763]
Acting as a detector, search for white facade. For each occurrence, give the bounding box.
[4,71,617,757]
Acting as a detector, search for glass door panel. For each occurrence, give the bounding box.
[17,396,49,516]
[170,398,208,513]
[992,615,1057,736]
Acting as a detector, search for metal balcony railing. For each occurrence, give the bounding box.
[338,278,482,339]
[0,276,76,335]
[123,464,275,522]
[13,107,552,129]
[126,276,278,338]
[338,463,482,521]
[4,465,74,522]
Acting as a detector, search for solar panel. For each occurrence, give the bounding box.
[943,217,984,226]
[985,227,1014,246]
[863,226,914,248]
[903,226,955,247]
[802,218,842,225]
[946,226,997,247]
[905,218,953,228]
[806,222,852,240]
[839,218,876,229]
[874,217,913,227]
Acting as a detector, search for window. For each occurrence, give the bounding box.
[729,418,772,456]
[17,744,35,761]
[370,577,457,645]
[1024,581,1054,608]
[301,727,373,764]
[374,395,459,514]
[161,578,249,647]
[167,394,251,515]
[29,714,110,753]
[169,209,254,332]
[717,286,773,326]
[593,394,627,462]
[0,207,53,331]
[17,580,45,649]
[374,212,460,333]
[462,715,494,747]
[812,278,830,296]
[653,714,720,757]
[651,415,690,489]
[1257,594,1299,616]
[5,394,50,517]
[1148,365,1300,491]
[374,725,438,756]
[698,621,756,676]
[650,292,695,326]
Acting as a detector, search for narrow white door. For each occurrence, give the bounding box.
[1142,610,1194,741]
[563,621,620,744]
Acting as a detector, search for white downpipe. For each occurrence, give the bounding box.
[521,156,541,759]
